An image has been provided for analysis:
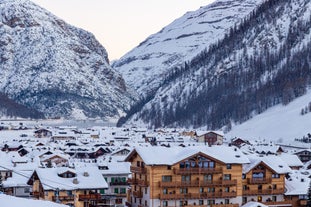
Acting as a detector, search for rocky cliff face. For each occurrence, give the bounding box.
[0,0,137,119]
[113,0,265,96]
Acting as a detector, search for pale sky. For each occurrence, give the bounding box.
[31,0,215,60]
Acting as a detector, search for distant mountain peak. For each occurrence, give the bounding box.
[0,0,137,119]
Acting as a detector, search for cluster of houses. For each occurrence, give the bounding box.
[0,121,310,207]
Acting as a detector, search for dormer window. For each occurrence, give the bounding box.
[57,169,77,178]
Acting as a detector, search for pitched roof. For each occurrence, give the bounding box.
[125,146,249,165]
[31,166,108,190]
[243,154,292,174]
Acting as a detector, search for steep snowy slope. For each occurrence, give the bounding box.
[0,0,137,119]
[226,90,311,143]
[113,0,265,96]
[121,0,311,131]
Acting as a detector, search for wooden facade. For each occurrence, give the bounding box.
[125,149,300,207]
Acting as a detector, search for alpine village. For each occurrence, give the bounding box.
[1,0,311,207]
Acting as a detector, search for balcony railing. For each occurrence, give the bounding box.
[211,204,239,207]
[242,188,284,195]
[174,167,222,175]
[128,178,137,185]
[130,166,147,174]
[262,200,293,206]
[133,190,143,198]
[52,195,75,201]
[247,178,271,184]
[78,194,102,201]
[137,179,149,186]
[158,191,235,200]
[110,181,129,186]
[159,179,237,188]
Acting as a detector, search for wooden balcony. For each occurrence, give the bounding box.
[130,166,147,174]
[159,179,237,188]
[78,193,102,201]
[110,181,129,186]
[128,178,138,185]
[211,204,239,207]
[174,167,222,175]
[137,179,149,186]
[133,190,143,198]
[52,195,74,201]
[221,191,237,197]
[221,179,237,185]
[247,177,271,184]
[262,200,293,206]
[158,191,234,200]
[243,188,284,195]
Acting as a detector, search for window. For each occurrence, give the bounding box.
[226,164,232,169]
[252,172,264,179]
[116,199,123,204]
[272,196,277,202]
[225,199,230,204]
[145,188,148,194]
[272,184,277,189]
[180,201,188,206]
[242,197,247,204]
[208,200,215,205]
[199,187,204,193]
[224,174,231,180]
[199,200,204,205]
[257,196,262,202]
[67,190,72,196]
[137,161,140,167]
[120,188,126,194]
[114,188,119,194]
[224,187,229,192]
[242,174,246,179]
[167,166,171,170]
[163,188,168,194]
[181,175,191,182]
[180,188,188,194]
[24,187,30,193]
[209,161,215,168]
[145,200,148,206]
[204,174,212,181]
[100,189,105,194]
[208,187,215,192]
[162,175,172,182]
[163,201,168,207]
[272,174,280,178]
[243,185,248,191]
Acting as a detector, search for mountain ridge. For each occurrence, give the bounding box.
[0,0,137,120]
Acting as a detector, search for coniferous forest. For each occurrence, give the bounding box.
[119,0,311,129]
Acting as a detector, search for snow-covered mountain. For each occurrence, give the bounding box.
[117,0,311,131]
[0,0,137,120]
[113,0,265,96]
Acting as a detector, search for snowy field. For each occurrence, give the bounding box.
[226,90,311,144]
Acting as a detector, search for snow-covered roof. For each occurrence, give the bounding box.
[2,170,32,188]
[126,146,249,165]
[196,130,224,137]
[0,194,68,207]
[278,154,303,167]
[243,154,292,174]
[285,170,310,195]
[33,166,108,190]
